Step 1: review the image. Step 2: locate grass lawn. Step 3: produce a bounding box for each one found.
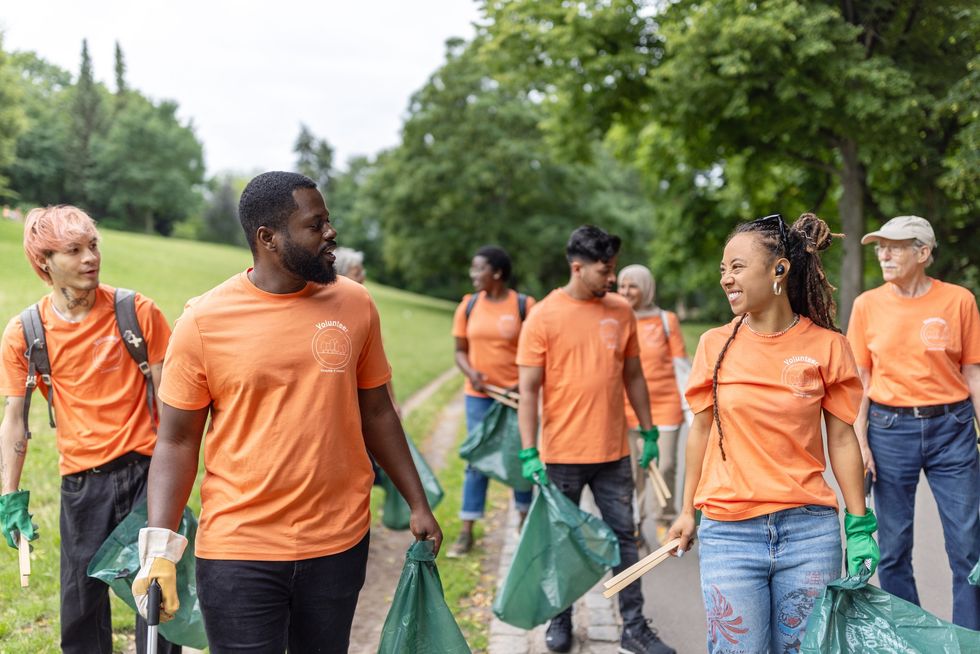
[0,219,456,653]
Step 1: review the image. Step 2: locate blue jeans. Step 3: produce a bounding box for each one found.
[460,394,533,520]
[698,506,842,654]
[548,457,646,629]
[868,399,980,629]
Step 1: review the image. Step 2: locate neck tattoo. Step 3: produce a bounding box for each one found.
[745,313,800,338]
[60,287,92,311]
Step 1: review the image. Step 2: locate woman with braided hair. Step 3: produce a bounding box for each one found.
[666,213,879,653]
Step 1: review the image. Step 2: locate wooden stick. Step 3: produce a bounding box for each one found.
[18,533,30,588]
[484,384,520,402]
[485,390,519,410]
[602,537,681,598]
[648,468,668,508]
[650,464,672,500]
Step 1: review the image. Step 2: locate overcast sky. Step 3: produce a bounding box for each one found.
[1,1,482,175]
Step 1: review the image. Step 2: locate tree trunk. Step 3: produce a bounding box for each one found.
[837,139,865,331]
[145,212,154,234]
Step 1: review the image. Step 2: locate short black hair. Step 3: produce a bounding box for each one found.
[474,245,512,281]
[566,225,621,264]
[239,171,317,252]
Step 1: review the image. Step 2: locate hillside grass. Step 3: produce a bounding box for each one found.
[0,219,456,653]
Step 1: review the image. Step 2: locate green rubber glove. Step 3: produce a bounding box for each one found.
[0,490,39,550]
[844,508,880,576]
[639,426,660,469]
[518,447,548,486]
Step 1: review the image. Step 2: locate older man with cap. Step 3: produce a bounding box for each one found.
[847,215,980,629]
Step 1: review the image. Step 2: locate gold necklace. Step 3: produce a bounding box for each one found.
[745,313,799,338]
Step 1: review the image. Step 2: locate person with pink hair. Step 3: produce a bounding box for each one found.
[0,205,179,653]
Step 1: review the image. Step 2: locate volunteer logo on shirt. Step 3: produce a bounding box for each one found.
[920,317,950,351]
[781,355,820,398]
[599,318,620,350]
[497,314,518,339]
[92,335,123,372]
[312,320,352,372]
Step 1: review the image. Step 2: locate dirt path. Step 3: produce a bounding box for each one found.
[347,379,466,653]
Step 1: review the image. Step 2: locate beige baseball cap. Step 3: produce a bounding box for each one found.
[861,215,936,248]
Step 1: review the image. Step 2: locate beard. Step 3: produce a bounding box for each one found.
[281,236,337,285]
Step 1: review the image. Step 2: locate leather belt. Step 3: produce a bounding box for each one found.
[69,451,150,476]
[871,399,970,419]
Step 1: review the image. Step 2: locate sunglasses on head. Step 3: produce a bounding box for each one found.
[752,213,789,251]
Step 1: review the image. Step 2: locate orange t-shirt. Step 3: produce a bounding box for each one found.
[624,311,686,428]
[516,289,639,464]
[452,290,536,397]
[847,280,980,406]
[0,285,171,475]
[685,316,863,521]
[159,272,392,561]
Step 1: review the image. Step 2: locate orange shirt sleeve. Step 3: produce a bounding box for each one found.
[0,317,27,397]
[516,309,547,368]
[135,294,172,365]
[685,331,715,414]
[821,333,863,424]
[356,297,393,389]
[961,292,980,365]
[667,312,687,359]
[845,296,871,369]
[451,295,471,339]
[158,307,212,410]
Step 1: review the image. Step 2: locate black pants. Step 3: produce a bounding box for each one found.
[195,532,370,654]
[60,454,181,654]
[548,456,646,628]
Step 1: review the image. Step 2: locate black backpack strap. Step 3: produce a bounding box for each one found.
[19,304,55,439]
[114,289,157,431]
[517,293,528,321]
[464,293,480,321]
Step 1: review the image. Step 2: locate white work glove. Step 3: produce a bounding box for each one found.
[131,527,188,622]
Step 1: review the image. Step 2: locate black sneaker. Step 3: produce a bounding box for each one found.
[445,531,473,558]
[545,612,573,653]
[619,621,675,654]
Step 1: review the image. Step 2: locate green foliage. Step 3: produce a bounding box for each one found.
[87,95,205,235]
[356,37,655,300]
[294,123,334,192]
[0,35,26,198]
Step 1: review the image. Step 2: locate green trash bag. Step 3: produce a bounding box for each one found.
[377,540,471,654]
[458,401,532,492]
[492,483,621,629]
[800,571,980,653]
[379,437,444,530]
[87,501,207,649]
[970,558,979,586]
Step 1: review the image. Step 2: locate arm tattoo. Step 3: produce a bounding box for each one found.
[13,438,27,458]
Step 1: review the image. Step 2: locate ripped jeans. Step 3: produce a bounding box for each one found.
[697,506,842,654]
[547,456,646,629]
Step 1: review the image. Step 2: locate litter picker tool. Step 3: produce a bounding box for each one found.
[146,579,161,654]
[18,532,30,587]
[484,384,519,410]
[603,537,681,598]
[864,470,873,504]
[648,468,668,509]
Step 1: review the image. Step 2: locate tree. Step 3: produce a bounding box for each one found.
[293,124,334,192]
[87,95,205,234]
[2,51,73,205]
[479,0,980,322]
[356,37,652,299]
[199,174,245,246]
[66,39,107,205]
[0,35,26,199]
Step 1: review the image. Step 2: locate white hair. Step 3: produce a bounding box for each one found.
[333,247,364,276]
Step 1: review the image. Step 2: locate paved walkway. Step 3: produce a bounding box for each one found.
[487,490,621,654]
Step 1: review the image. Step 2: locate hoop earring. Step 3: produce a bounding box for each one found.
[773,281,782,296]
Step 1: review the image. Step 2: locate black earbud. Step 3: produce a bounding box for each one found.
[775,263,785,276]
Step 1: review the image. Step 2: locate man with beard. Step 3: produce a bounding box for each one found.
[132,171,441,652]
[0,205,177,654]
[516,225,675,654]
